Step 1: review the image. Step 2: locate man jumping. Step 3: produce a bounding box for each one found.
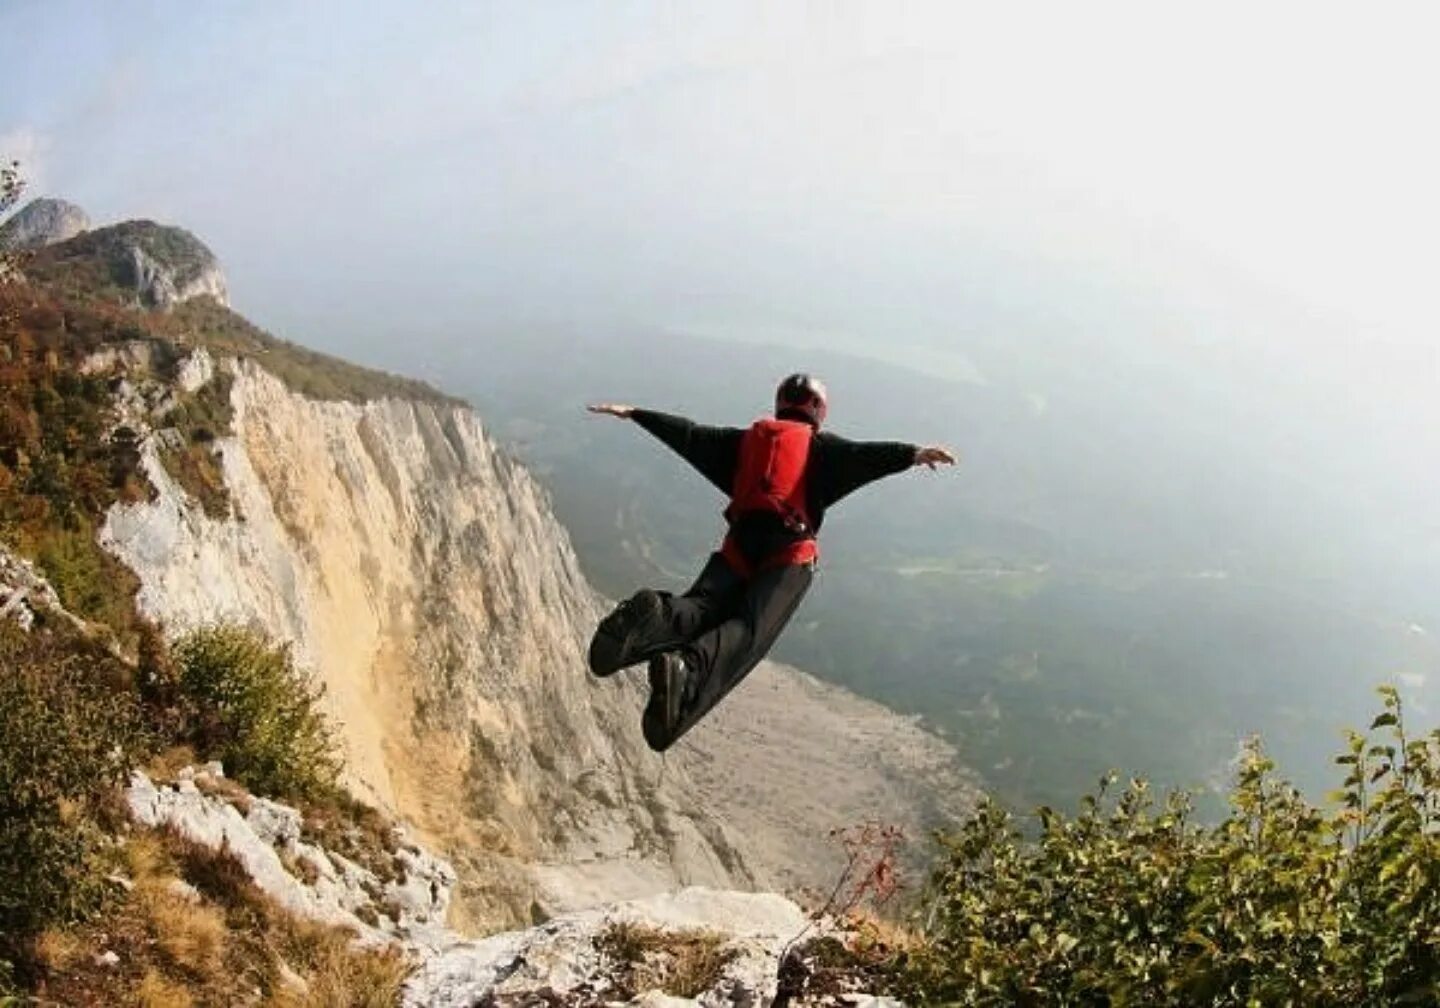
[587,373,956,752]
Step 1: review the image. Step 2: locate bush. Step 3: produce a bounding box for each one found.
[901,686,1440,1007]
[157,369,234,520]
[595,922,735,1000]
[0,620,146,942]
[173,625,341,802]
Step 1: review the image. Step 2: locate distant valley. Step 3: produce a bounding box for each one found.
[364,323,1440,814]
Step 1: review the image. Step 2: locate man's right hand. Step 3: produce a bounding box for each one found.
[587,403,636,418]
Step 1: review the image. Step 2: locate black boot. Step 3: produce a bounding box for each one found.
[588,590,664,676]
[642,651,692,752]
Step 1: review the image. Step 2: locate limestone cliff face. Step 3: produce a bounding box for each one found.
[94,335,981,935]
[0,197,90,250]
[28,216,229,308]
[102,358,750,931]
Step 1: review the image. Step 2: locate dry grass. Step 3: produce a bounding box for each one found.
[270,918,412,1008]
[24,826,413,1007]
[297,791,402,885]
[149,889,226,975]
[124,830,172,880]
[596,920,734,1000]
[135,968,195,1008]
[190,769,255,813]
[32,927,82,971]
[841,906,922,959]
[280,849,323,886]
[145,745,200,784]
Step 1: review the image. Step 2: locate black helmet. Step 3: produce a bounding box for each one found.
[775,373,828,427]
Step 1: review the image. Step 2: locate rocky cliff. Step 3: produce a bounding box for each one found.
[22,207,229,308]
[100,354,751,930]
[94,340,979,933]
[9,211,981,936]
[0,196,90,251]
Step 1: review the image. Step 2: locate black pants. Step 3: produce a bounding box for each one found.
[628,553,814,748]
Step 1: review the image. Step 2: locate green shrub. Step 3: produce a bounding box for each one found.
[157,369,235,520]
[0,620,146,942]
[173,624,341,801]
[901,685,1440,1007]
[31,518,142,634]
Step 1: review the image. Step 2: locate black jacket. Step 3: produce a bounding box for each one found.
[631,409,917,541]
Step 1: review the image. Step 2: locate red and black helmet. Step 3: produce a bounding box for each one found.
[775,372,828,428]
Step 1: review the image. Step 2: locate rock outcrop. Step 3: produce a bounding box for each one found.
[125,765,457,952]
[0,544,62,630]
[405,887,905,1007]
[99,221,230,308]
[0,197,90,250]
[112,222,228,308]
[30,219,229,308]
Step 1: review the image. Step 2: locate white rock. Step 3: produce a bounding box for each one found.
[0,198,89,251]
[124,770,456,951]
[176,348,216,393]
[0,545,61,630]
[276,960,309,994]
[404,887,811,1008]
[246,797,303,847]
[94,950,120,968]
[632,994,698,1007]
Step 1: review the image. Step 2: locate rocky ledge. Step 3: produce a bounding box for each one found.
[125,767,457,951]
[406,888,905,1007]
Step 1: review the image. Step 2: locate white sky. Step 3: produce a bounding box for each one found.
[4,2,1439,376]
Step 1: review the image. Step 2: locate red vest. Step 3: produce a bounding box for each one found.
[720,418,819,576]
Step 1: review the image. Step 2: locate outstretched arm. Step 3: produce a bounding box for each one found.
[587,403,741,495]
[817,434,958,507]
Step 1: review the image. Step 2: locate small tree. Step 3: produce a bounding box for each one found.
[0,621,145,942]
[1,160,25,289]
[173,624,341,802]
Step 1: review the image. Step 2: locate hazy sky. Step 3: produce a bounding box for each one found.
[4,2,1439,391]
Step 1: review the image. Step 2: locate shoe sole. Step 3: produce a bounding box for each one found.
[588,590,662,677]
[642,656,683,752]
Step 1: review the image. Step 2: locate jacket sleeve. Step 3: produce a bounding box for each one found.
[815,433,917,507]
[630,409,743,495]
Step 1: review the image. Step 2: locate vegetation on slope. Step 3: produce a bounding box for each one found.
[0,214,468,642]
[155,366,236,520]
[893,686,1440,1006]
[0,282,150,641]
[0,160,23,278]
[13,827,409,1007]
[24,231,463,407]
[0,611,416,1005]
[167,295,464,407]
[0,618,147,939]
